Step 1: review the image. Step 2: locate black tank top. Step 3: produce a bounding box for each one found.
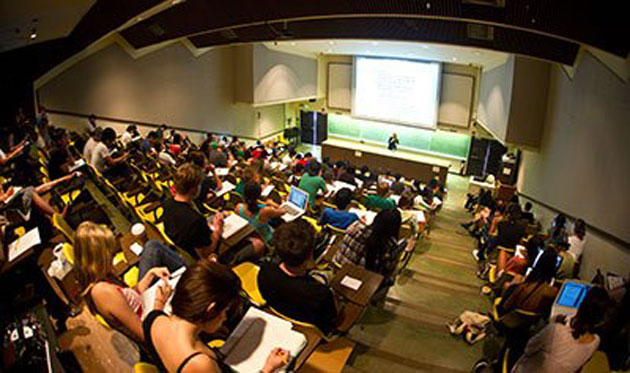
[142,310,233,373]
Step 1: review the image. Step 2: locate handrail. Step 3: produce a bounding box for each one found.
[46,109,285,141]
[517,191,629,250]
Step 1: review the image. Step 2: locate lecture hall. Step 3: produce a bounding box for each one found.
[0,1,628,372]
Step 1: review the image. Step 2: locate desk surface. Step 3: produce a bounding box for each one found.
[323,138,452,168]
[330,263,384,306]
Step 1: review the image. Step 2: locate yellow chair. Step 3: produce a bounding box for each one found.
[123,266,140,288]
[133,362,159,373]
[232,262,266,307]
[60,189,82,206]
[52,213,75,244]
[208,339,225,349]
[62,242,75,265]
[301,216,322,234]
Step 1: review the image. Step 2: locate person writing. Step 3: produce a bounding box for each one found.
[74,222,186,342]
[143,260,289,373]
[388,133,399,151]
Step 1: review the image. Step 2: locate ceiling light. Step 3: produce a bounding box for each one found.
[29,29,37,40]
[371,41,378,46]
[452,57,457,61]
[426,2,431,9]
[328,41,335,45]
[290,42,296,46]
[422,45,429,49]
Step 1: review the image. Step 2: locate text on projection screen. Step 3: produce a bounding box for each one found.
[353,56,441,128]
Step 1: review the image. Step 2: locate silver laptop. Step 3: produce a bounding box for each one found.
[281,186,309,222]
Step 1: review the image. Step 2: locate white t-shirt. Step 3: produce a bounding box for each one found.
[91,142,110,172]
[512,323,599,373]
[568,235,586,261]
[158,151,176,166]
[83,137,97,162]
[121,131,133,146]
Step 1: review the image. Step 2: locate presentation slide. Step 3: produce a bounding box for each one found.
[352,56,441,128]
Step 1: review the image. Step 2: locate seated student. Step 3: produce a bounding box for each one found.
[144,260,288,373]
[163,163,224,259]
[547,213,568,247]
[236,182,285,246]
[156,141,177,166]
[74,222,186,342]
[169,133,183,158]
[333,209,402,279]
[397,192,419,237]
[189,151,222,209]
[281,147,296,166]
[338,163,358,186]
[120,125,139,147]
[320,188,360,230]
[82,128,102,162]
[521,202,535,224]
[258,220,338,335]
[502,236,544,277]
[90,127,128,174]
[234,165,262,196]
[512,287,610,373]
[498,249,559,317]
[364,182,396,210]
[287,163,304,186]
[475,203,525,262]
[47,129,75,180]
[208,142,228,167]
[140,131,158,154]
[567,218,586,261]
[298,160,327,207]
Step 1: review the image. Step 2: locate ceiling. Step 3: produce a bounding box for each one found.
[0,0,96,53]
[264,39,509,70]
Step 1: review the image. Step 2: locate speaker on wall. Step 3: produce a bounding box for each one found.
[300,110,328,145]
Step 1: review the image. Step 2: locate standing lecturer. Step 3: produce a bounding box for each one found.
[388,133,399,151]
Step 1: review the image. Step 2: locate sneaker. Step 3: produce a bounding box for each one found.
[472,359,491,373]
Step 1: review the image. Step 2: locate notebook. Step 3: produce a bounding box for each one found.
[221,307,307,372]
[221,214,250,239]
[8,227,41,262]
[349,208,377,225]
[141,266,186,319]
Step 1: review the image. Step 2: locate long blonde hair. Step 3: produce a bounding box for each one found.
[74,221,116,294]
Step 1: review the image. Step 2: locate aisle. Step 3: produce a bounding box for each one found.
[344,175,489,372]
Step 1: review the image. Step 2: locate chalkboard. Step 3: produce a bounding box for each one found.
[328,114,471,159]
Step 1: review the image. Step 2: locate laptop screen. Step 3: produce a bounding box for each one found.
[288,187,308,209]
[556,282,591,308]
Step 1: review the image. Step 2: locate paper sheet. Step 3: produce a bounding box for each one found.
[261,185,275,198]
[130,242,144,256]
[141,266,186,319]
[69,159,86,172]
[221,307,307,373]
[215,181,236,197]
[341,275,363,291]
[8,228,41,262]
[214,168,230,176]
[349,208,377,225]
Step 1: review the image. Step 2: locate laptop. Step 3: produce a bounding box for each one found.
[550,281,592,321]
[280,186,309,222]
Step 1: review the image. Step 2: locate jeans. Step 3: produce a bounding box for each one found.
[138,239,187,280]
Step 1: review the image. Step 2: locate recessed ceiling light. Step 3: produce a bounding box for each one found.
[422,45,429,49]
[328,41,335,45]
[29,29,37,39]
[426,2,431,9]
[371,41,378,46]
[452,57,457,61]
[291,42,296,46]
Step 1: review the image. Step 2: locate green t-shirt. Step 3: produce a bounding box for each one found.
[298,174,326,206]
[364,195,396,210]
[234,181,245,196]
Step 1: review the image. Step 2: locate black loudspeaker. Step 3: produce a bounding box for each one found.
[300,110,328,145]
[465,137,507,178]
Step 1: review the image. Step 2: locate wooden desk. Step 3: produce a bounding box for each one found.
[330,263,384,306]
[292,324,323,371]
[217,224,256,257]
[322,138,450,184]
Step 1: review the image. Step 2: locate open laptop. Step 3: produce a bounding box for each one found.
[280,186,309,222]
[550,281,591,321]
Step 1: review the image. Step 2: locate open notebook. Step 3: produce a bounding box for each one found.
[221,307,307,372]
[8,227,41,262]
[221,214,249,240]
[349,208,377,225]
[141,266,186,319]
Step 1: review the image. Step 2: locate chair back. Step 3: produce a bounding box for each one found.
[52,213,75,244]
[231,262,266,307]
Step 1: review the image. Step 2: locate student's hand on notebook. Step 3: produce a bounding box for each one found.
[154,282,173,310]
[262,348,290,373]
[212,213,225,232]
[150,267,171,281]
